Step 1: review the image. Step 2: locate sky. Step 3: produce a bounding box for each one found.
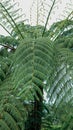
[0,0,73,36]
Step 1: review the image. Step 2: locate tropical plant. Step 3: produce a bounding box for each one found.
[0,0,73,130]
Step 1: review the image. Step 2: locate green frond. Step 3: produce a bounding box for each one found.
[12,37,53,99]
[0,97,27,130]
[4,103,23,122]
[3,112,19,130]
[0,49,12,85]
[61,114,73,130]
[0,119,10,130]
[47,17,73,40]
[0,51,26,130]
[42,0,56,36]
[0,0,25,38]
[47,44,73,106]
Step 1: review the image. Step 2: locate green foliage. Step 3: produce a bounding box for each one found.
[0,99,26,130]
[12,37,53,100]
[11,23,45,39]
[0,0,25,38]
[0,0,73,130]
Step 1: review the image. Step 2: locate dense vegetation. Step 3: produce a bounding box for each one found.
[0,0,73,130]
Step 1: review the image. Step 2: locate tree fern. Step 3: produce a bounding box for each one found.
[0,0,73,130]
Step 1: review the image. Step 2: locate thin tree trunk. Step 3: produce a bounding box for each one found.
[25,87,43,130]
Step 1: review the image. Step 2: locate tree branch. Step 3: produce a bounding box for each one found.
[0,43,16,51]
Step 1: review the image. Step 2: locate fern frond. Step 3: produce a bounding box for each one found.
[0,96,26,130]
[48,47,73,105]
[42,0,56,36]
[12,37,53,99]
[46,13,73,40]
[61,113,73,130]
[3,112,19,130]
[4,103,23,122]
[0,119,10,130]
[30,0,46,26]
[0,0,25,39]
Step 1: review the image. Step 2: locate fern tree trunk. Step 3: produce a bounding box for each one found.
[25,87,43,130]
